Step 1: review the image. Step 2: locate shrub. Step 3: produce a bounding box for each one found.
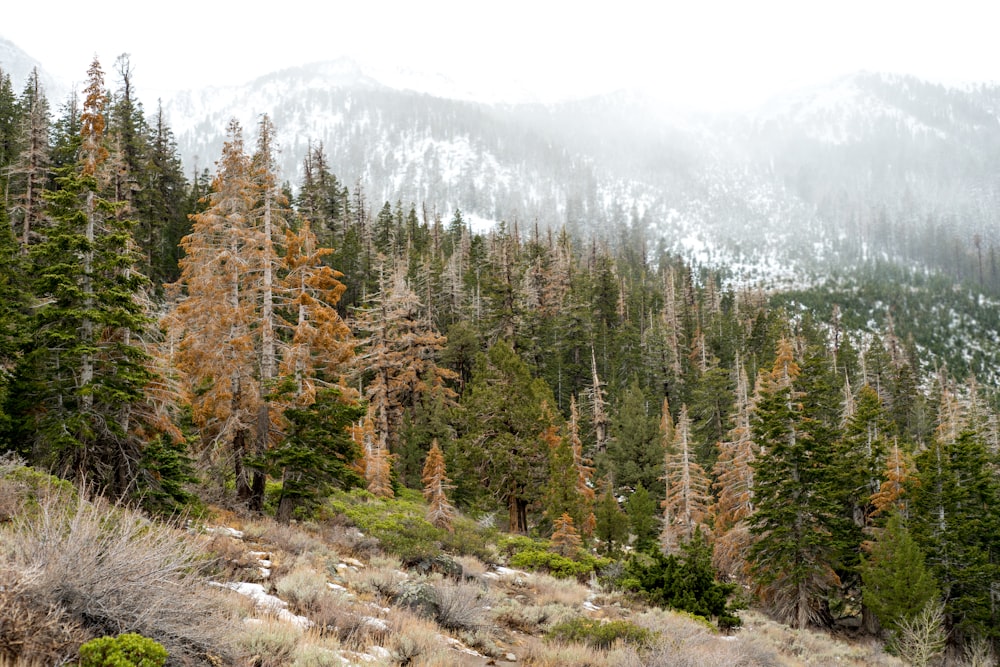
[237,620,299,667]
[290,639,344,667]
[620,536,742,630]
[386,611,445,665]
[433,581,486,631]
[0,456,76,519]
[0,568,87,663]
[891,601,947,667]
[547,617,655,650]
[491,599,577,634]
[78,633,168,667]
[325,489,444,564]
[508,547,610,580]
[274,567,330,613]
[4,492,239,664]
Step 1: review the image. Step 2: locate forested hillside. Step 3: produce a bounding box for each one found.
[1,55,998,665]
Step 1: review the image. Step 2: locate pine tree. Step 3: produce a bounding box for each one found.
[605,376,661,496]
[712,364,757,580]
[860,511,939,638]
[594,476,628,554]
[141,102,190,286]
[20,57,155,495]
[169,118,258,502]
[910,429,1000,643]
[870,441,915,520]
[551,513,583,557]
[0,210,29,439]
[277,218,353,399]
[6,68,49,250]
[626,483,658,551]
[269,388,363,522]
[748,339,843,629]
[543,414,581,533]
[661,404,712,552]
[359,408,393,498]
[833,383,891,588]
[568,395,596,535]
[422,439,456,530]
[353,261,457,467]
[245,114,290,510]
[456,340,553,533]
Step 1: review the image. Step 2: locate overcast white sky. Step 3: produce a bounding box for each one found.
[3,0,999,110]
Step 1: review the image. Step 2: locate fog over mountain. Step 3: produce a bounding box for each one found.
[4,36,999,285]
[159,58,1000,285]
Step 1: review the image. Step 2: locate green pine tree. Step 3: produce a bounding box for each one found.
[860,511,939,638]
[605,376,662,497]
[268,388,364,522]
[910,429,1000,643]
[748,340,844,629]
[19,58,155,496]
[626,483,658,551]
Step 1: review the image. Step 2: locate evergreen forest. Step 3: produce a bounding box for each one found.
[1,57,998,664]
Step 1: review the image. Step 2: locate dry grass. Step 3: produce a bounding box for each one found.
[0,658,61,667]
[491,597,580,634]
[385,610,450,665]
[453,554,490,581]
[528,571,591,607]
[433,580,489,631]
[309,595,391,651]
[200,531,262,579]
[290,636,345,667]
[318,523,381,559]
[343,559,407,603]
[2,492,240,665]
[0,568,88,664]
[275,565,332,613]
[520,636,617,667]
[738,610,905,667]
[238,618,302,667]
[244,520,332,558]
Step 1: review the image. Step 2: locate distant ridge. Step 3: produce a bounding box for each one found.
[0,36,65,99]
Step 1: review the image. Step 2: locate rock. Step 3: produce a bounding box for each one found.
[397,581,439,618]
[412,554,463,579]
[505,652,517,662]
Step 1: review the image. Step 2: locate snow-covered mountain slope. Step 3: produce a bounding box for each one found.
[0,37,65,99]
[0,46,963,283]
[164,65,1000,284]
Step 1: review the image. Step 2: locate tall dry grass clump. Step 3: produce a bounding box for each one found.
[1,491,240,665]
[0,568,87,664]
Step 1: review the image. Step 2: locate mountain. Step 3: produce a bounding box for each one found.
[163,62,1000,286]
[0,37,64,99]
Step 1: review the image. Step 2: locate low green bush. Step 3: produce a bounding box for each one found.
[508,547,610,580]
[546,617,654,649]
[325,489,442,564]
[324,488,500,566]
[79,633,168,667]
[619,534,742,630]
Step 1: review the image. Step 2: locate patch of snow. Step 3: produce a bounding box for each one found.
[215,582,312,629]
[443,636,483,657]
[362,616,390,632]
[206,526,244,539]
[367,646,392,660]
[494,566,529,578]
